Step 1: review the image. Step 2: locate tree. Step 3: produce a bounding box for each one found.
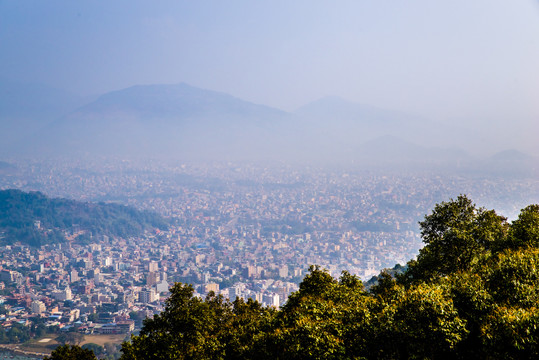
[120,283,272,360]
[509,204,539,249]
[480,306,539,359]
[43,344,97,360]
[485,248,539,308]
[221,297,275,359]
[402,195,507,283]
[56,332,84,345]
[265,267,372,360]
[371,282,468,359]
[81,343,104,357]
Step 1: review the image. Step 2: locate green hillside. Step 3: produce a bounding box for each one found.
[0,189,169,246]
[118,195,539,360]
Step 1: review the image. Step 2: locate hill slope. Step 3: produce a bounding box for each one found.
[0,189,169,246]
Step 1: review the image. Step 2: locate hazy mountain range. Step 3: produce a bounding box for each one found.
[1,79,538,173]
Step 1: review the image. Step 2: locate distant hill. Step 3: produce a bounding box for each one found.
[488,149,536,162]
[25,83,295,161]
[78,83,286,120]
[295,96,413,128]
[469,149,539,177]
[294,96,468,149]
[4,81,493,167]
[0,189,170,246]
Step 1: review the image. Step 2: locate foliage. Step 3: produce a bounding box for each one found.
[509,204,539,249]
[372,282,467,359]
[81,343,104,356]
[43,344,97,360]
[0,189,169,246]
[120,283,273,360]
[264,267,370,360]
[56,332,84,345]
[0,322,31,344]
[117,196,539,359]
[402,195,508,283]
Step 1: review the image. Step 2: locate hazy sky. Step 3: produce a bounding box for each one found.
[2,0,539,125]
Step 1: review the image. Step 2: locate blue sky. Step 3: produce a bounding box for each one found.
[1,0,539,128]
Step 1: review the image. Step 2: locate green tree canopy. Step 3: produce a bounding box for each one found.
[120,283,273,360]
[402,195,508,283]
[43,344,97,360]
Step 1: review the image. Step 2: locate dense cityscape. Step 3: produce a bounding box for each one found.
[1,159,539,358]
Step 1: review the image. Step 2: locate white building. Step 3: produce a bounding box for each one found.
[263,293,280,308]
[30,300,46,314]
[156,280,170,294]
[52,287,72,301]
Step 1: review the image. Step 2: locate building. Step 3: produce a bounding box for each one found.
[205,283,219,294]
[98,320,135,334]
[146,272,159,287]
[148,260,159,272]
[0,270,16,283]
[139,288,158,303]
[70,270,79,283]
[52,287,72,301]
[156,280,170,294]
[116,320,135,333]
[104,257,112,267]
[279,265,288,278]
[263,293,280,308]
[30,300,46,314]
[228,287,239,301]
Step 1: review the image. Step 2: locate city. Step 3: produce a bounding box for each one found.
[2,159,539,357]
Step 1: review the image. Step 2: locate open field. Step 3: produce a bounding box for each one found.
[14,338,59,356]
[81,333,127,346]
[15,333,127,356]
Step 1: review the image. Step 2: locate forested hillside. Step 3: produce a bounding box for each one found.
[117,195,539,360]
[0,189,169,246]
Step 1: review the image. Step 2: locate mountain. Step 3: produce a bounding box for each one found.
[0,79,85,151]
[489,149,536,162]
[466,149,539,177]
[24,83,295,161]
[77,83,286,120]
[291,96,474,166]
[295,96,447,145]
[295,96,417,127]
[293,96,481,163]
[8,83,477,166]
[0,189,170,247]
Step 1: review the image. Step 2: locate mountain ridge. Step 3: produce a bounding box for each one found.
[5,81,531,168]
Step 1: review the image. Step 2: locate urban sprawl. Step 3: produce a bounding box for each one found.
[1,160,538,337]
